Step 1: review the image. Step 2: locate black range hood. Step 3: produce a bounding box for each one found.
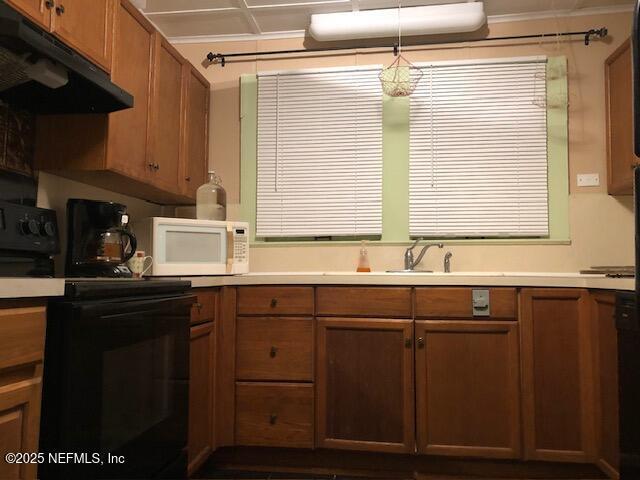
[0,1,133,114]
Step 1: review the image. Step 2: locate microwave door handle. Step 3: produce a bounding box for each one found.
[226,227,234,273]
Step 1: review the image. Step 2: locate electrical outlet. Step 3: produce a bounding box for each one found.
[577,173,600,187]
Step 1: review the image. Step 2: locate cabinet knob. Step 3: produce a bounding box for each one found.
[270,298,278,308]
[185,176,191,181]
[154,163,160,170]
[269,346,277,358]
[55,4,65,14]
[194,302,203,311]
[148,162,154,169]
[269,414,278,425]
[417,337,425,349]
[45,0,55,9]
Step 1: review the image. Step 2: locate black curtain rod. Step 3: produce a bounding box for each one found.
[206,27,607,66]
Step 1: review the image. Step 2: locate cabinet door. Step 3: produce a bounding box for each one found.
[0,379,42,480]
[606,38,640,195]
[181,66,209,199]
[415,321,521,459]
[591,292,619,478]
[188,322,214,476]
[5,0,50,29]
[49,0,115,72]
[521,289,597,462]
[316,317,414,453]
[149,34,183,193]
[107,0,154,182]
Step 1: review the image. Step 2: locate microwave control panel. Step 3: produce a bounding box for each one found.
[233,226,248,263]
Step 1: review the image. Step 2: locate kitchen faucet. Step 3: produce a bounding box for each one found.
[404,239,443,271]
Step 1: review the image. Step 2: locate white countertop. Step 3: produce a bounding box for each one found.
[185,271,635,291]
[0,272,633,300]
[0,278,66,299]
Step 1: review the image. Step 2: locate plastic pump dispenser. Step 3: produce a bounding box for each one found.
[357,240,371,272]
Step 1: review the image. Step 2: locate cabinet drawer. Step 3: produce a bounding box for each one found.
[0,306,46,371]
[237,287,314,315]
[236,317,313,381]
[191,289,217,324]
[415,288,517,319]
[316,287,412,318]
[235,382,314,448]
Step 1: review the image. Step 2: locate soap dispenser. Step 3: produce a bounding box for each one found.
[357,240,371,272]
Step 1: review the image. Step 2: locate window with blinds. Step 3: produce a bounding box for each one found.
[256,66,383,238]
[409,57,549,238]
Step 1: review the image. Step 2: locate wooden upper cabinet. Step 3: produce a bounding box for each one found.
[591,292,619,478]
[49,0,115,72]
[149,34,183,192]
[107,0,154,182]
[415,320,521,459]
[520,289,597,463]
[182,65,210,198]
[5,0,50,29]
[606,38,640,195]
[316,317,414,453]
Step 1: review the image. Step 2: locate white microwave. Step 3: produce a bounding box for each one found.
[133,217,249,276]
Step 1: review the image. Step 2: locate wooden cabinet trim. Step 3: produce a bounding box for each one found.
[316,317,415,453]
[415,320,521,459]
[520,288,597,463]
[215,287,236,447]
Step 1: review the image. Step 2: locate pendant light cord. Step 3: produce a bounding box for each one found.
[397,0,402,55]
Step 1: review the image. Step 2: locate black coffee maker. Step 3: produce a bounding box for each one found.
[65,199,137,278]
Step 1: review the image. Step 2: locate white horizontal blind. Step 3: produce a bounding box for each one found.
[410,58,549,238]
[256,67,383,238]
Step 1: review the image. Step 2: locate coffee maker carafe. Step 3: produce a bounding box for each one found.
[65,199,137,278]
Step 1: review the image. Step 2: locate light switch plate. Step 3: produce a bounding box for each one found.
[577,173,600,187]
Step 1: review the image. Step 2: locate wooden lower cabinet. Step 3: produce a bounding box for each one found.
[520,289,597,463]
[315,317,414,453]
[235,382,314,448]
[415,320,521,459]
[591,292,619,478]
[0,303,46,480]
[188,321,215,475]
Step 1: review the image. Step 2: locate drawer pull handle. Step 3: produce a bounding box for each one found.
[417,337,425,349]
[55,4,65,15]
[269,346,277,358]
[194,302,203,311]
[269,414,278,425]
[45,0,55,9]
[404,338,412,348]
[270,298,278,308]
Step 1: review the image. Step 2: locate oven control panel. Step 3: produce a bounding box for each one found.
[0,201,60,254]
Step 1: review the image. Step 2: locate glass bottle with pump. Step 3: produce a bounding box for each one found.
[196,171,227,221]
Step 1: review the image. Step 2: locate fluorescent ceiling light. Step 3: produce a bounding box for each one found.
[309,2,486,42]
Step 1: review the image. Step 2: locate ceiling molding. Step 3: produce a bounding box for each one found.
[158,3,634,45]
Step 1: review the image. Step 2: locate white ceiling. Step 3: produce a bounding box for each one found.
[138,0,634,42]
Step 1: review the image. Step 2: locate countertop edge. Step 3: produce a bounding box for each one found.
[0,278,66,299]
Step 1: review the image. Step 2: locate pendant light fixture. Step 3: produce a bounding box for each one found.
[379,0,423,97]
